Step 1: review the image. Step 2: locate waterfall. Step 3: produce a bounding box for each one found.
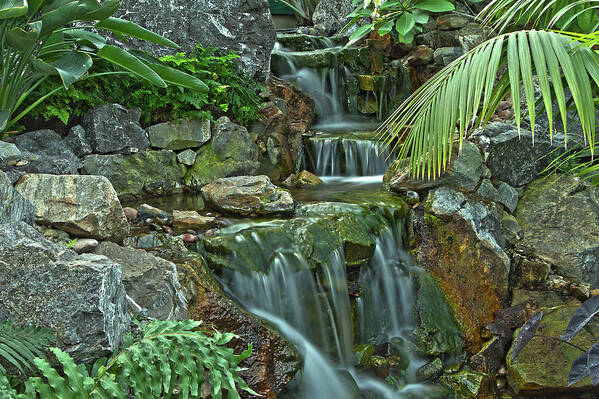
[304,136,394,178]
[219,211,434,399]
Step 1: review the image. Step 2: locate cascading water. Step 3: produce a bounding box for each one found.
[304,135,394,178]
[218,209,437,399]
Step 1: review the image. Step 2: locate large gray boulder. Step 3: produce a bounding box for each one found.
[515,175,599,288]
[82,150,186,199]
[115,0,276,82]
[0,171,34,225]
[94,241,188,321]
[0,222,130,363]
[146,118,211,150]
[14,130,82,174]
[312,0,355,36]
[82,104,150,154]
[15,174,129,242]
[202,175,295,215]
[472,122,561,187]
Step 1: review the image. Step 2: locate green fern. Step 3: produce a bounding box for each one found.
[0,322,54,375]
[0,320,257,399]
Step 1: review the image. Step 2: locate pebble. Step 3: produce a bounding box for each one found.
[181,233,197,243]
[122,207,138,221]
[71,238,99,254]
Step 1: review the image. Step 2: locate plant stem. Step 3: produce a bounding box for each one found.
[535,334,587,352]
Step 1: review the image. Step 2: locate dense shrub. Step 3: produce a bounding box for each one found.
[21,45,263,129]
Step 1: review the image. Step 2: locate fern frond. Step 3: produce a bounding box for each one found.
[17,320,257,399]
[379,30,598,180]
[0,322,54,375]
[478,0,599,34]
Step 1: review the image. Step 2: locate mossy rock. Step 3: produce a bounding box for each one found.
[82,150,186,200]
[507,304,599,395]
[413,268,464,357]
[184,142,261,189]
[412,210,506,354]
[441,369,494,399]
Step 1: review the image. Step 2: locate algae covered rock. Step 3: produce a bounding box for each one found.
[507,304,599,395]
[201,175,294,216]
[412,207,509,354]
[515,175,599,288]
[441,369,494,399]
[413,269,464,357]
[185,117,262,189]
[83,150,185,199]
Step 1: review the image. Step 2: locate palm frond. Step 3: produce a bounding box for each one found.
[478,0,599,34]
[378,30,598,180]
[0,322,54,376]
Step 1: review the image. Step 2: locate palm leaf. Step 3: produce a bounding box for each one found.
[478,0,599,34]
[0,322,54,375]
[379,30,598,179]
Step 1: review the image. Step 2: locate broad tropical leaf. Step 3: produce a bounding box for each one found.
[563,295,599,341]
[510,311,543,362]
[570,351,590,386]
[379,30,598,179]
[0,0,27,19]
[96,45,167,87]
[588,342,599,385]
[95,17,180,48]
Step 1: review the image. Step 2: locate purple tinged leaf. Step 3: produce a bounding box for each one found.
[511,311,543,362]
[562,295,599,342]
[588,343,599,386]
[569,351,589,386]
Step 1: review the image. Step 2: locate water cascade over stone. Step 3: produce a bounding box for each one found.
[304,134,394,179]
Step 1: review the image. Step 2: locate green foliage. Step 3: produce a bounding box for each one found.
[343,0,479,45]
[0,0,206,138]
[0,320,256,398]
[379,0,599,181]
[280,0,319,24]
[23,45,263,128]
[0,323,54,376]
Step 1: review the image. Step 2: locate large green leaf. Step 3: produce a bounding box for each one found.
[95,17,180,49]
[0,111,10,133]
[0,0,27,19]
[347,24,373,46]
[145,63,209,92]
[80,0,120,20]
[395,12,415,36]
[62,28,107,49]
[97,45,167,87]
[414,0,454,13]
[52,51,93,88]
[39,1,86,37]
[5,23,40,51]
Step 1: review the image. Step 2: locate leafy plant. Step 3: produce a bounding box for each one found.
[0,322,54,375]
[343,0,475,45]
[0,320,257,398]
[280,0,319,25]
[65,238,78,248]
[0,0,207,138]
[512,295,599,386]
[22,45,263,128]
[377,0,599,181]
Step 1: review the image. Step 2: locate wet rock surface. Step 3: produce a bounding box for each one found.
[83,150,185,199]
[146,118,211,150]
[201,175,295,216]
[515,175,599,288]
[15,174,129,242]
[0,222,130,363]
